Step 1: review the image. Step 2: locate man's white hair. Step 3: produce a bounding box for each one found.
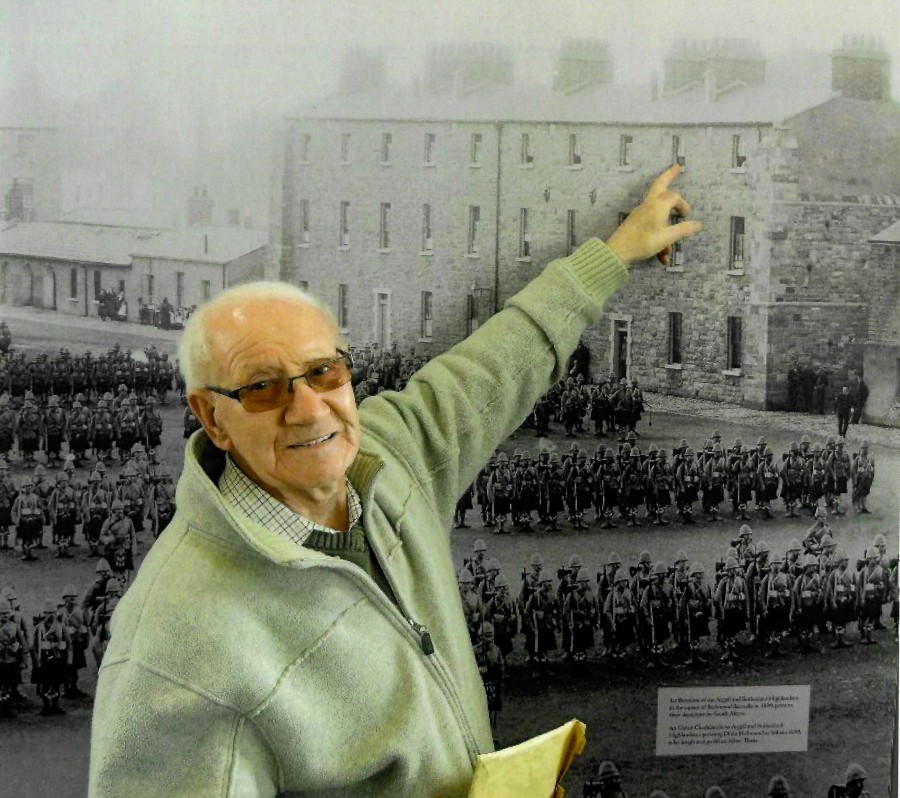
[177,280,340,392]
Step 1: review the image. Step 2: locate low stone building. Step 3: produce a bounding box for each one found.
[0,221,266,321]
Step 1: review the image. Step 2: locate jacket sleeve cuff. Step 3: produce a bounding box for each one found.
[561,238,629,303]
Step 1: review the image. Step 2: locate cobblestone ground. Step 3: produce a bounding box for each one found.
[644,390,900,450]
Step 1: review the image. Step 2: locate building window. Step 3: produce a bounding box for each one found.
[337,283,349,329]
[118,279,126,294]
[200,280,211,302]
[518,208,531,258]
[421,291,433,338]
[298,280,309,290]
[176,272,184,307]
[421,204,433,252]
[379,202,390,249]
[727,316,743,370]
[730,216,745,267]
[340,133,351,163]
[339,201,350,247]
[568,133,582,166]
[521,133,533,164]
[470,132,483,165]
[147,274,155,304]
[424,133,436,164]
[380,133,392,164]
[670,211,685,267]
[618,211,629,226]
[619,134,633,167]
[69,268,78,300]
[566,210,577,255]
[467,205,480,254]
[93,270,101,300]
[731,134,746,168]
[672,134,685,167]
[299,133,311,162]
[299,199,310,244]
[668,312,683,364]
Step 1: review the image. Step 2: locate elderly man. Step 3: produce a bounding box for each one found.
[89,165,699,797]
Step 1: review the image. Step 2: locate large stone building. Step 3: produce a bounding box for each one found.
[277,37,899,416]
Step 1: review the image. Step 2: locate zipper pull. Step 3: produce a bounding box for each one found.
[408,618,435,655]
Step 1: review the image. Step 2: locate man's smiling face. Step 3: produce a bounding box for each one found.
[196,297,360,510]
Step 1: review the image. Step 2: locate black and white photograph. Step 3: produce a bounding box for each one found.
[0,1,898,796]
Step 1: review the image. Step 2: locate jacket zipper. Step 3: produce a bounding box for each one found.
[304,558,481,765]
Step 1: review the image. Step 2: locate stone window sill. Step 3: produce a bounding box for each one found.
[665,266,685,273]
[617,165,634,173]
[340,161,352,167]
[566,164,583,171]
[665,363,683,371]
[516,256,532,263]
[519,162,534,169]
[297,242,310,249]
[420,250,433,257]
[379,162,392,167]
[730,166,747,174]
[468,163,482,169]
[422,162,436,168]
[726,268,745,276]
[338,245,350,251]
[377,248,391,254]
[418,337,433,344]
[465,253,481,259]
[722,368,743,377]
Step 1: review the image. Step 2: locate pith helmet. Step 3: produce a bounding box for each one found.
[767,774,791,796]
[845,763,867,785]
[597,760,620,781]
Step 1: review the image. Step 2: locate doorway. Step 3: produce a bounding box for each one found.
[612,317,632,381]
[374,291,391,349]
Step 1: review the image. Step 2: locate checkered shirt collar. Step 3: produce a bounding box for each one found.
[218,454,362,546]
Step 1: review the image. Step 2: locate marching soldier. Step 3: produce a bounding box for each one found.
[598,450,621,528]
[32,599,72,715]
[565,454,593,529]
[518,553,543,661]
[583,760,627,798]
[484,574,517,660]
[715,557,749,663]
[850,441,875,514]
[92,398,116,463]
[524,576,559,672]
[91,580,122,670]
[640,562,672,668]
[118,464,148,544]
[756,446,780,519]
[143,396,164,453]
[513,454,539,530]
[83,471,112,556]
[0,458,14,549]
[149,466,176,538]
[475,458,495,528]
[563,567,597,662]
[780,442,804,517]
[805,444,827,515]
[649,450,673,525]
[792,554,824,653]
[67,399,92,463]
[49,472,81,558]
[758,556,791,657]
[0,395,16,462]
[675,447,701,523]
[0,597,27,717]
[99,498,137,586]
[603,569,637,661]
[60,586,90,698]
[457,568,483,644]
[542,454,566,531]
[620,449,644,527]
[703,443,727,521]
[858,548,885,645]
[11,476,43,560]
[488,453,515,534]
[683,564,714,666]
[766,775,792,798]
[44,395,68,467]
[15,394,43,467]
[826,547,858,648]
[472,622,504,737]
[83,559,114,631]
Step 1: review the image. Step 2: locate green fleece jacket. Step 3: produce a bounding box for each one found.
[88,239,627,797]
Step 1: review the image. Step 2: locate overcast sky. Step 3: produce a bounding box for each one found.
[2,0,898,221]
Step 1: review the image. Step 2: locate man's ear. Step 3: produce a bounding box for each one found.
[188,392,233,452]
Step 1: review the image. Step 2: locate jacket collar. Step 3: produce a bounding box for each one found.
[178,431,385,567]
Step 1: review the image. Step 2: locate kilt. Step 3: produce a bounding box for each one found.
[833,475,848,494]
[93,431,113,452]
[795,602,821,631]
[0,429,12,453]
[686,611,710,639]
[146,429,162,449]
[706,483,724,505]
[46,431,63,455]
[19,432,39,454]
[536,626,557,653]
[654,488,671,507]
[611,617,636,648]
[547,491,565,515]
[680,484,699,503]
[483,679,502,713]
[861,595,882,624]
[832,597,856,626]
[853,474,873,500]
[572,623,595,651]
[720,606,746,637]
[766,603,791,634]
[736,482,753,504]
[761,479,779,502]
[492,494,511,516]
[17,517,43,545]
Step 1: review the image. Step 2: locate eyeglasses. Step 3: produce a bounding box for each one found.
[205,349,354,413]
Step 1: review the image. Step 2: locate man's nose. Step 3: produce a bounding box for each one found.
[283,379,330,423]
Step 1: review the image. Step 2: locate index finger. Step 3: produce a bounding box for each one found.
[647,163,683,199]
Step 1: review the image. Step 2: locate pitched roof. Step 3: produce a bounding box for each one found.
[0,222,163,266]
[0,222,267,266]
[129,227,267,264]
